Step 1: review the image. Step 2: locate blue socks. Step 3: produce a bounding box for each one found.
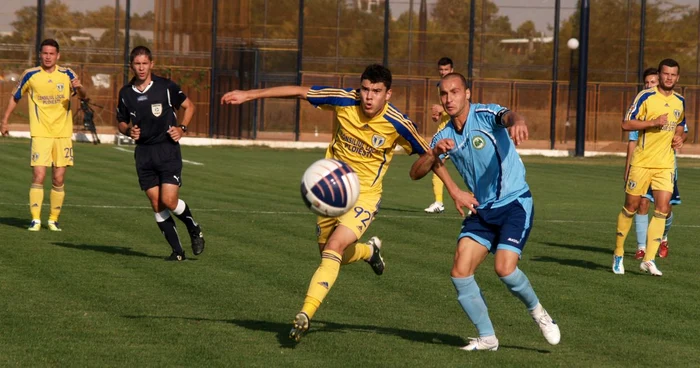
[452,276,495,337]
[634,213,648,248]
[499,268,539,311]
[664,212,673,238]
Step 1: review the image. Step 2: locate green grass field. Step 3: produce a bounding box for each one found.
[1,138,699,367]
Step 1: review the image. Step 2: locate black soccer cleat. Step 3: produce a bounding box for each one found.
[366,236,385,275]
[166,251,187,261]
[189,226,205,256]
[289,312,310,342]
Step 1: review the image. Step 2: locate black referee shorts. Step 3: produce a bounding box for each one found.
[134,142,183,190]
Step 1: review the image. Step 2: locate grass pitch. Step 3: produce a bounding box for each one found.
[1,139,699,367]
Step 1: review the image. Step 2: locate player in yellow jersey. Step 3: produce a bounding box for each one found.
[1,39,86,231]
[613,59,686,277]
[424,57,454,213]
[221,64,432,342]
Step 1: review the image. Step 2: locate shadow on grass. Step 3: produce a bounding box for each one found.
[52,242,166,260]
[540,242,611,255]
[0,217,30,229]
[530,255,608,270]
[123,315,465,349]
[377,206,424,214]
[122,315,551,353]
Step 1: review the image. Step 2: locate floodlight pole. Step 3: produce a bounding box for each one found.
[467,0,476,83]
[383,0,390,67]
[294,0,305,141]
[549,0,561,150]
[574,0,590,157]
[638,0,646,88]
[123,0,131,86]
[35,0,45,66]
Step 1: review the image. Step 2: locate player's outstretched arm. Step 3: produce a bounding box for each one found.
[433,163,479,216]
[622,114,667,131]
[221,86,310,105]
[1,97,19,136]
[502,111,528,145]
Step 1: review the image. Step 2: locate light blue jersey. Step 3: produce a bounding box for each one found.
[431,103,529,209]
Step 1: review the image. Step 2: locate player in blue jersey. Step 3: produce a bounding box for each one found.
[410,72,560,351]
[624,67,684,260]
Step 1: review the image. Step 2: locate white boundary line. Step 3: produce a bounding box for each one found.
[113,146,204,165]
[1,202,699,228]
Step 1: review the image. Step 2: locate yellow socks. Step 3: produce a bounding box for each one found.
[643,211,668,262]
[29,184,44,221]
[301,250,342,319]
[49,185,65,222]
[614,207,636,257]
[432,173,444,203]
[341,242,372,265]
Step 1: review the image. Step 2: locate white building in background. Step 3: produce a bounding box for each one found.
[345,0,381,12]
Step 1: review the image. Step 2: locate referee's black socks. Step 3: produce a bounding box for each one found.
[173,199,199,232]
[155,210,184,254]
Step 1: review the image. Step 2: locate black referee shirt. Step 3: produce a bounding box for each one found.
[116,74,187,145]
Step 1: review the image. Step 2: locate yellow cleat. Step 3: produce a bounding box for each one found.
[47,221,62,232]
[289,312,310,342]
[28,220,41,231]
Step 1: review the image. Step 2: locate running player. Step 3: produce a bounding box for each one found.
[221,64,432,342]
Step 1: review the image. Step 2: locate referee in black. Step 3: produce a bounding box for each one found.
[117,46,205,261]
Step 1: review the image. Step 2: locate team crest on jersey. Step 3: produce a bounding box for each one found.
[628,180,637,190]
[371,134,386,148]
[151,103,163,117]
[56,83,64,93]
[674,109,681,120]
[472,136,486,150]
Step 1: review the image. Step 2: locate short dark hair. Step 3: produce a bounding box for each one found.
[437,57,453,68]
[40,39,59,52]
[360,64,392,90]
[642,68,658,79]
[658,58,680,73]
[129,46,153,63]
[442,72,470,89]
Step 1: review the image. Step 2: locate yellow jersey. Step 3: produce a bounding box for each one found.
[625,86,685,169]
[307,86,430,195]
[12,65,77,138]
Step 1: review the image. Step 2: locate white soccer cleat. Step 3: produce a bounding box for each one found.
[424,201,445,214]
[612,255,625,275]
[640,260,662,276]
[460,336,499,351]
[531,304,561,345]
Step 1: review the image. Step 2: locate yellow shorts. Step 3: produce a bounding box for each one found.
[316,193,381,244]
[30,137,74,167]
[626,166,674,195]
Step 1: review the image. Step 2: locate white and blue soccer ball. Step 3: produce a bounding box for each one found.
[300,159,360,217]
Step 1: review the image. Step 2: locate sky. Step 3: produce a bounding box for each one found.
[2,0,698,35]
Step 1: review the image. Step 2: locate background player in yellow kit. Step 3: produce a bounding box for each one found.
[425,57,454,213]
[1,39,86,231]
[221,64,431,342]
[613,59,686,277]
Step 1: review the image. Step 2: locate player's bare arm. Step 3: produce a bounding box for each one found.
[410,138,454,180]
[71,77,87,99]
[502,111,528,145]
[168,98,195,142]
[433,160,479,216]
[221,86,310,105]
[624,140,637,182]
[118,121,140,140]
[431,103,444,122]
[672,125,685,149]
[1,97,19,136]
[621,114,667,131]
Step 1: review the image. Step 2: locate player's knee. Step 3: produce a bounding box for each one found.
[451,263,475,278]
[638,199,650,214]
[494,263,516,278]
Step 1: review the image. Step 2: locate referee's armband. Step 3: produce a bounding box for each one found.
[495,108,511,126]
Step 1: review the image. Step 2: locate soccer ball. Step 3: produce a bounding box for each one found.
[300,159,360,217]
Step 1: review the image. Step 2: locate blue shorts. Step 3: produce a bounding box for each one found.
[458,191,534,256]
[643,179,681,205]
